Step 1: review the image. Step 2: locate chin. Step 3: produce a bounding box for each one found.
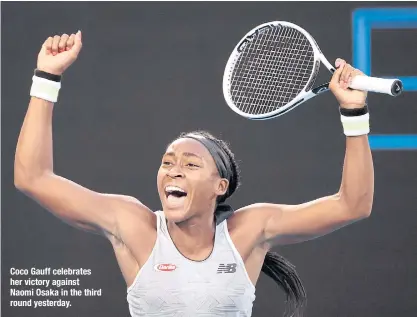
[163,207,191,223]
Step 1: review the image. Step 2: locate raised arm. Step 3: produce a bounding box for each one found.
[14,32,154,238]
[240,59,374,246]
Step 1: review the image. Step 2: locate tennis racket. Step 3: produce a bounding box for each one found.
[222,21,403,120]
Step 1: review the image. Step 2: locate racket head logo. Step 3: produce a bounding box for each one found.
[237,38,250,53]
[154,263,177,272]
[237,24,276,53]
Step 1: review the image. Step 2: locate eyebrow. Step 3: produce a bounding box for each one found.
[164,152,203,160]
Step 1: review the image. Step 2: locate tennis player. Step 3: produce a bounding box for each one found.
[15,32,374,317]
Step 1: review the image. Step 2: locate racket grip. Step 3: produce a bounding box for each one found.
[349,76,403,96]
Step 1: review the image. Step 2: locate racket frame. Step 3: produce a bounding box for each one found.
[223,21,402,120]
[223,21,331,120]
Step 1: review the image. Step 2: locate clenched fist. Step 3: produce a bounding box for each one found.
[329,58,367,109]
[37,31,83,76]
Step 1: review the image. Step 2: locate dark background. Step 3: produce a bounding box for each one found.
[2,2,416,317]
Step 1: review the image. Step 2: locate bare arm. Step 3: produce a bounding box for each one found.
[14,32,154,238]
[241,59,374,246]
[245,135,373,245]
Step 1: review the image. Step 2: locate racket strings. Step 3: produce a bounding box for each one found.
[259,28,304,112]
[230,25,315,115]
[275,30,312,105]
[232,27,312,112]
[233,27,288,114]
[238,28,312,113]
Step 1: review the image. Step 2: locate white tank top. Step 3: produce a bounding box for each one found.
[126,210,256,316]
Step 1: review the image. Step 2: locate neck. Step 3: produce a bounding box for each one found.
[167,211,216,261]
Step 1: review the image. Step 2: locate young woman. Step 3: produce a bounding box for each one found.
[15,32,374,317]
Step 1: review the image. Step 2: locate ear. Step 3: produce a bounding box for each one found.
[215,178,229,197]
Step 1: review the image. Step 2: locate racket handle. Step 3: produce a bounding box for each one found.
[349,76,403,96]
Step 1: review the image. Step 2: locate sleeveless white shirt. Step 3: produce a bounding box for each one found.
[126,210,256,316]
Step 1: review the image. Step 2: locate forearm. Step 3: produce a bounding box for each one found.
[15,97,55,186]
[338,135,374,216]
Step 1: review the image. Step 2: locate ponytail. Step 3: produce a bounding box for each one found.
[262,251,307,317]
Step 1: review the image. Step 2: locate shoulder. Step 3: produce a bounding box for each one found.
[225,204,282,256]
[227,203,283,237]
[108,195,157,239]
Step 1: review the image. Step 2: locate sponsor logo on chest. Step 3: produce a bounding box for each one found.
[154,263,177,272]
[217,263,237,274]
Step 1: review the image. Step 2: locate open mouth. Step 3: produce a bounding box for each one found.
[164,185,188,199]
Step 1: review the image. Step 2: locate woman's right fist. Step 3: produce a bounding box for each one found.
[37,31,83,76]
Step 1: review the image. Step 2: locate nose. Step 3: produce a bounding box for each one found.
[167,166,184,179]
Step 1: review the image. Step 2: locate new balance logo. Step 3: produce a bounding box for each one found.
[217,263,237,274]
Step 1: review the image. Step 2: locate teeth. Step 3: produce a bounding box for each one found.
[165,186,186,193]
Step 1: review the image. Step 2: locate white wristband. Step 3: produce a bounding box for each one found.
[341,113,370,137]
[30,76,61,103]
